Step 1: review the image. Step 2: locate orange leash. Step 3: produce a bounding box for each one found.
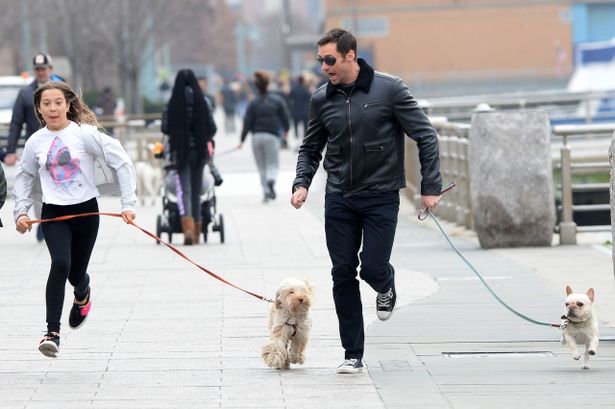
[27,213,274,303]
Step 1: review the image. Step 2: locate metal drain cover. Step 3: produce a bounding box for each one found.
[442,351,554,358]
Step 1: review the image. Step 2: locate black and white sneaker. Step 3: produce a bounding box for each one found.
[336,358,365,374]
[376,282,397,321]
[38,332,60,358]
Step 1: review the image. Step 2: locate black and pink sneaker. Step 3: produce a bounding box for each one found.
[69,289,91,329]
[38,332,60,358]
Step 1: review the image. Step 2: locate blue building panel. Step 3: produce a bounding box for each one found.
[572,3,615,44]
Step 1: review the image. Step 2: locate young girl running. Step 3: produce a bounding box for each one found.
[13,82,137,358]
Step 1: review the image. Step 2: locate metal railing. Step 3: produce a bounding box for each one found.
[406,118,614,245]
[405,120,472,229]
[553,124,615,244]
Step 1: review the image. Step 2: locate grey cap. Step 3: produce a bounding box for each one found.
[32,53,53,68]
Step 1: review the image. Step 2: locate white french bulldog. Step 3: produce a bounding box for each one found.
[560,286,599,369]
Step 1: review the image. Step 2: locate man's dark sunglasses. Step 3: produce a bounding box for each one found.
[316,55,337,66]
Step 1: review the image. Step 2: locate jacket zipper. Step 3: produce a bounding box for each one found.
[337,87,355,187]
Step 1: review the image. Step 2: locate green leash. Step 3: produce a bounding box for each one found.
[419,183,562,329]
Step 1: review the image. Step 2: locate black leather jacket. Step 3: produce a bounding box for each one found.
[293,59,441,196]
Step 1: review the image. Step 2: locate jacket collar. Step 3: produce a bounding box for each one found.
[325,58,374,98]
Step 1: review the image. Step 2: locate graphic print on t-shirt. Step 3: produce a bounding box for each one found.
[45,136,81,185]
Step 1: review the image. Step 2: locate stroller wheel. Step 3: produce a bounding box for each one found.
[218,214,225,244]
[202,221,208,243]
[155,215,162,245]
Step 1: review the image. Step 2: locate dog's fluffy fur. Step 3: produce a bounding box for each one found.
[262,278,313,369]
[561,286,599,369]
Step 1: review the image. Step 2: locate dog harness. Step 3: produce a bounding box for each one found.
[285,320,298,337]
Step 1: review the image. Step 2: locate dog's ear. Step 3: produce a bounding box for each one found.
[303,279,315,295]
[566,286,573,296]
[587,288,595,303]
[275,289,283,309]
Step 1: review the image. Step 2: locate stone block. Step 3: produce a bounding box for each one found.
[469,111,555,248]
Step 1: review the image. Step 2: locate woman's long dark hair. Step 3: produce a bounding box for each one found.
[167,68,210,164]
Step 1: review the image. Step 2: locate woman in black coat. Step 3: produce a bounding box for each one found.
[162,69,216,244]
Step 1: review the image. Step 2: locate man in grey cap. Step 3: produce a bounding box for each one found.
[5,53,61,241]
[4,53,58,166]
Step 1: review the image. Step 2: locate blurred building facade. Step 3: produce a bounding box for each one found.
[323,0,580,96]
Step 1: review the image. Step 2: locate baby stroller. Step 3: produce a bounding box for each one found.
[155,164,225,244]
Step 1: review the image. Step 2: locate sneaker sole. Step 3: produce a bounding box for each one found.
[38,341,59,358]
[336,366,364,374]
[377,307,395,321]
[69,314,89,330]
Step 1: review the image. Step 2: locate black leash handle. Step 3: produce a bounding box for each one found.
[418,181,457,221]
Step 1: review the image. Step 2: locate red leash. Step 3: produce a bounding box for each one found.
[27,213,274,303]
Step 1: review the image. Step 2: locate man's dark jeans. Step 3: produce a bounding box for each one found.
[324,190,399,360]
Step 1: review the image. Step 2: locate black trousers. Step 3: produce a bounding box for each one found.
[41,198,99,333]
[324,190,399,360]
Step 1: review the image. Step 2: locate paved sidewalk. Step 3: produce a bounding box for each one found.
[0,123,614,408]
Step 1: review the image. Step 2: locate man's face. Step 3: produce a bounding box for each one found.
[317,42,355,85]
[34,66,52,84]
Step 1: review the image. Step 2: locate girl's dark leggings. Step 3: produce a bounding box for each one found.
[41,198,99,333]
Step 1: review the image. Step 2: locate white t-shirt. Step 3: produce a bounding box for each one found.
[13,121,136,219]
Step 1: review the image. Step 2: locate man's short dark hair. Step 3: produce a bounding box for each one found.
[317,28,357,59]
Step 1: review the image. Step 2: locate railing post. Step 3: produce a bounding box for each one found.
[559,145,577,244]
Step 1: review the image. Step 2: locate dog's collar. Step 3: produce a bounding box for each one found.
[285,320,298,337]
[562,312,592,326]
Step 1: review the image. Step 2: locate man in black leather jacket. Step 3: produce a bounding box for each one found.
[291,28,442,374]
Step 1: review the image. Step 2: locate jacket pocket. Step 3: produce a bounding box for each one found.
[326,143,341,155]
[363,100,385,109]
[360,138,398,183]
[363,138,392,152]
[324,143,344,185]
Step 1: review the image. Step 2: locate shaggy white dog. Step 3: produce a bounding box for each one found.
[262,278,314,369]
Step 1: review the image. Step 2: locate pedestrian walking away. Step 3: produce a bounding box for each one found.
[5,53,65,242]
[238,70,290,203]
[0,161,6,227]
[288,75,311,142]
[290,28,442,374]
[161,69,216,245]
[220,79,237,133]
[12,81,137,358]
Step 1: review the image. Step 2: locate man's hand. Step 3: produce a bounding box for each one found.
[421,195,441,210]
[290,186,308,209]
[4,153,18,166]
[16,215,32,234]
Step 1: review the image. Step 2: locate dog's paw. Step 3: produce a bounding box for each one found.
[262,342,288,369]
[588,349,596,356]
[572,353,581,360]
[289,353,304,365]
[582,363,590,370]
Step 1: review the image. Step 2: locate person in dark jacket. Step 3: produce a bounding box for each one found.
[288,75,311,141]
[161,69,216,245]
[4,53,62,242]
[0,162,6,227]
[290,29,443,374]
[220,79,237,133]
[5,53,63,166]
[238,70,290,202]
